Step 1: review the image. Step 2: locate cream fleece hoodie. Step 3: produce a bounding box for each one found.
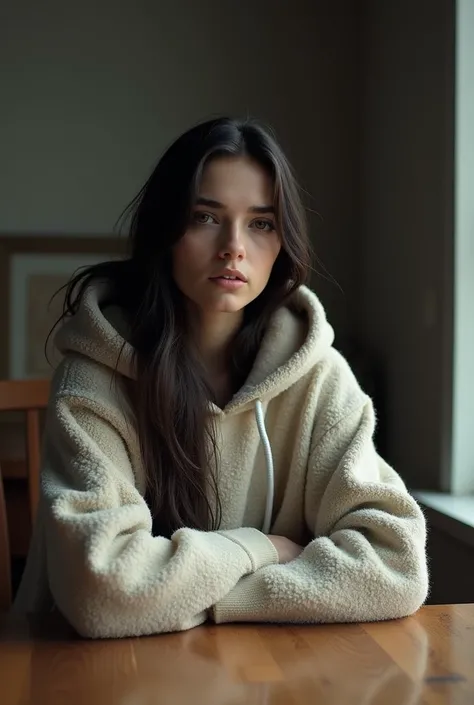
[13,283,428,638]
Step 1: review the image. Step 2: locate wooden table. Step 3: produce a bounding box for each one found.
[0,604,473,704]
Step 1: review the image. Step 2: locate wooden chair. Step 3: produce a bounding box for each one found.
[0,463,11,609]
[0,379,50,526]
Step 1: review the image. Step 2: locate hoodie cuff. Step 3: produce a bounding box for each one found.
[217,527,279,572]
[212,571,269,624]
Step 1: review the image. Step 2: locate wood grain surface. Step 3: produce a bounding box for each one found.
[0,604,473,704]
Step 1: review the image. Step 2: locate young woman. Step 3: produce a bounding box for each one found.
[14,117,428,638]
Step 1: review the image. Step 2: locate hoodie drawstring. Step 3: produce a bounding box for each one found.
[254,400,275,534]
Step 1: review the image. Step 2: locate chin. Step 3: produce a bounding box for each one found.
[205,293,248,314]
[213,301,246,314]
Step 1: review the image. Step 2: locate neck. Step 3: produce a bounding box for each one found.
[193,311,243,377]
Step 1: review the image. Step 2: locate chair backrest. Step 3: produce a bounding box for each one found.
[0,464,12,609]
[0,379,50,525]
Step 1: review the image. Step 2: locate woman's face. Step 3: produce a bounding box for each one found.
[172,156,282,316]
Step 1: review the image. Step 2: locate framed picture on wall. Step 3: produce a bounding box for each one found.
[0,235,126,379]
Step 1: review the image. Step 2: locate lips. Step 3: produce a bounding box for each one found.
[210,269,247,282]
[209,276,246,290]
[211,275,241,282]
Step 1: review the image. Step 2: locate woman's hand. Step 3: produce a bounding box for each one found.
[267,535,303,564]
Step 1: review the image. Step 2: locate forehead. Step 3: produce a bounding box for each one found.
[198,156,274,207]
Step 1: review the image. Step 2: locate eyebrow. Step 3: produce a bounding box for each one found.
[195,197,275,214]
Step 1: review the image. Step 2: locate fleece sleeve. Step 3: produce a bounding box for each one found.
[212,400,429,625]
[41,393,278,639]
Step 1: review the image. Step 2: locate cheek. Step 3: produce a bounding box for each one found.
[272,240,282,261]
[247,244,281,292]
[259,239,281,273]
[174,235,195,259]
[173,236,205,274]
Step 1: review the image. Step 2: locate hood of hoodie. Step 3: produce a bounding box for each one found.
[55,282,335,415]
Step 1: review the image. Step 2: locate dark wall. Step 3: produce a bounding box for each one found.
[358,0,455,491]
[425,522,474,604]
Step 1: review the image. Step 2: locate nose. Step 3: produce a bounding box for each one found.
[217,221,246,261]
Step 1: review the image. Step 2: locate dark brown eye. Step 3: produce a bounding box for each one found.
[193,212,215,225]
[252,219,275,232]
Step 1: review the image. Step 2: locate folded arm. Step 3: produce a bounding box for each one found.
[42,390,278,638]
[212,401,428,625]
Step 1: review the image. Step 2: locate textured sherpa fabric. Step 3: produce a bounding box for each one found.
[13,283,428,638]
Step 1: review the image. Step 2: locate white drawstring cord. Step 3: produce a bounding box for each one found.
[254,400,274,534]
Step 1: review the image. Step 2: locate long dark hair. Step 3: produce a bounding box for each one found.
[56,117,311,538]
